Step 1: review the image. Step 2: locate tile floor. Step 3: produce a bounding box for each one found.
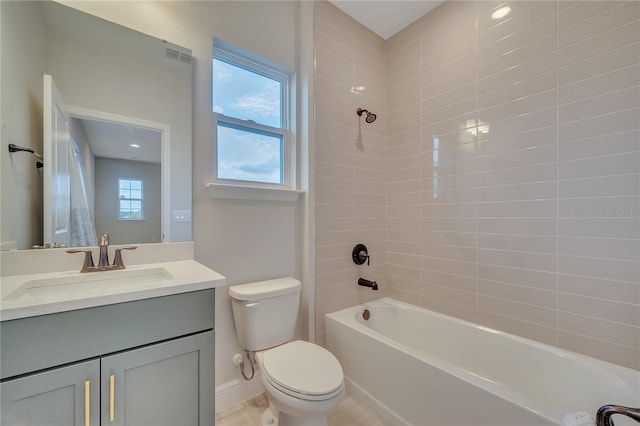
[215,387,396,426]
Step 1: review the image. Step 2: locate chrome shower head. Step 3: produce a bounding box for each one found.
[357,108,377,123]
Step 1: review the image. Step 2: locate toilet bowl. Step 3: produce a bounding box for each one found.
[229,278,345,426]
[257,341,344,426]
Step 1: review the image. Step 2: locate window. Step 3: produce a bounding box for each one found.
[119,178,143,220]
[213,40,292,188]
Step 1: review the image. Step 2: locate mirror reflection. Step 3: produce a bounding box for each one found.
[71,117,162,246]
[1,1,193,250]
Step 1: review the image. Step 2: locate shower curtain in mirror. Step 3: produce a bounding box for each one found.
[69,141,97,247]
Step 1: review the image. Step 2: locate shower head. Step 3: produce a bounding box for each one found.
[357,108,377,123]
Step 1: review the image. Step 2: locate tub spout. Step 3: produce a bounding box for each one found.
[358,278,378,290]
[596,405,640,426]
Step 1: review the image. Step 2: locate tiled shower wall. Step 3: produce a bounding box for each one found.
[386,1,640,369]
[314,2,388,345]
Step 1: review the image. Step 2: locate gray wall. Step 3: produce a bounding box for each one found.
[0,1,46,249]
[94,157,161,245]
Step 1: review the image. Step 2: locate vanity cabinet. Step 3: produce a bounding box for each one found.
[1,359,100,425]
[0,289,215,425]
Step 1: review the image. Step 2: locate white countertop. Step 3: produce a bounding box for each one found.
[0,260,226,321]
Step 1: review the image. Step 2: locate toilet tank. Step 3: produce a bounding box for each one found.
[229,278,301,351]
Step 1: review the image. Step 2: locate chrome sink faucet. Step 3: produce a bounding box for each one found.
[67,233,137,272]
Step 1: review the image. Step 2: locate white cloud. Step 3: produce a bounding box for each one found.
[213,105,224,114]
[231,82,280,119]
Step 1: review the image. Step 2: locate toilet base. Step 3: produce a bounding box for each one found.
[260,407,278,426]
[261,407,328,426]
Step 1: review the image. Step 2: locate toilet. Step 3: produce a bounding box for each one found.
[229,278,344,426]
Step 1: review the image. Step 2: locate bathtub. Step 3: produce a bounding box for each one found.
[326,298,639,426]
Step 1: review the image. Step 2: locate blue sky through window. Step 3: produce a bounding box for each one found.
[213,57,284,184]
[217,124,282,184]
[213,58,281,128]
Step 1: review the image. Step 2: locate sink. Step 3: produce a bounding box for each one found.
[4,268,173,300]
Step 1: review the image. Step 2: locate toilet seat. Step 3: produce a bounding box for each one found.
[261,340,344,401]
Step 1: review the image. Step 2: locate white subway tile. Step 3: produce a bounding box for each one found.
[478,263,556,290]
[478,248,557,273]
[558,65,640,105]
[478,279,556,309]
[558,331,639,370]
[477,310,556,346]
[478,218,557,236]
[478,233,556,254]
[479,70,556,110]
[558,1,639,49]
[558,255,639,283]
[559,87,640,124]
[558,19,640,68]
[558,274,640,305]
[423,269,477,294]
[422,217,477,233]
[477,181,556,202]
[558,217,639,239]
[477,199,556,218]
[421,282,477,307]
[558,0,627,29]
[558,292,640,327]
[477,161,557,187]
[478,294,556,327]
[558,42,639,86]
[558,130,640,161]
[559,236,639,261]
[558,152,640,180]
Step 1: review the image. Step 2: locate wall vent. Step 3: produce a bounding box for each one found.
[165,47,181,61]
[179,53,192,65]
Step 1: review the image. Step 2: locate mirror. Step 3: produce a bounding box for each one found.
[1,1,192,250]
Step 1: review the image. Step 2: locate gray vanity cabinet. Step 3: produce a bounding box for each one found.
[1,359,100,425]
[101,331,213,426]
[0,289,215,426]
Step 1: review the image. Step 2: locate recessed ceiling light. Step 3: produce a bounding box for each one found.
[491,6,511,20]
[130,143,141,148]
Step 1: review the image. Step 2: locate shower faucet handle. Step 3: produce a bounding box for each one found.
[352,244,370,266]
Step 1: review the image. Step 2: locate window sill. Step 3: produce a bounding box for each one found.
[206,183,304,202]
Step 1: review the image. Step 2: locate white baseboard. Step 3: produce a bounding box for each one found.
[215,374,265,413]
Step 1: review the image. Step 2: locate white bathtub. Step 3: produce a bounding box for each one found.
[326,298,639,426]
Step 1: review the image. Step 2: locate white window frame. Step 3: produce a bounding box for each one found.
[212,40,294,190]
[118,178,144,221]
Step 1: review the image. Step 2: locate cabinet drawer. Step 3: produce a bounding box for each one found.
[1,289,214,380]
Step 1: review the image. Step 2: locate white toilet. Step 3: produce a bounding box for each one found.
[229,278,345,426]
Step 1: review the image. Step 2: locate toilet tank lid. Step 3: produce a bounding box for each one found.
[229,277,301,301]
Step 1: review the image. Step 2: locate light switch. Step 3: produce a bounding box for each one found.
[173,210,191,222]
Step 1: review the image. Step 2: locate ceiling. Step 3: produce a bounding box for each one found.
[328,1,444,40]
[75,118,162,164]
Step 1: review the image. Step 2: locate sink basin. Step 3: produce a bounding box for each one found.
[4,268,173,300]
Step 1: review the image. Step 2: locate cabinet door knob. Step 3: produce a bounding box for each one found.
[109,374,115,422]
[84,380,91,426]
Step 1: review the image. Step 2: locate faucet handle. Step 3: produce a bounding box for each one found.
[113,246,137,269]
[98,233,109,246]
[66,249,95,272]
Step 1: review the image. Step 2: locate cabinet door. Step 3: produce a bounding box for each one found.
[101,331,214,426]
[1,359,100,426]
